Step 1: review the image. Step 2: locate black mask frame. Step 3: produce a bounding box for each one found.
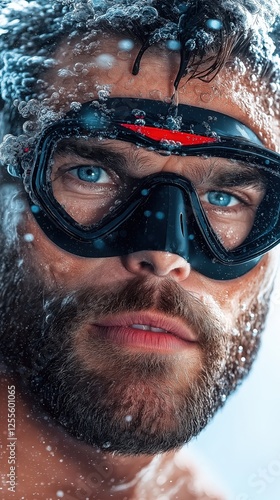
[9,97,280,280]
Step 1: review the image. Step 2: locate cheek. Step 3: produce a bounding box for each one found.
[21,212,124,289]
[235,252,278,303]
[19,212,83,286]
[206,251,278,325]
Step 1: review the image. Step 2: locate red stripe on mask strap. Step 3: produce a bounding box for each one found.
[121,123,217,145]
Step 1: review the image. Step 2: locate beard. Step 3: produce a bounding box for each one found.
[0,186,272,455]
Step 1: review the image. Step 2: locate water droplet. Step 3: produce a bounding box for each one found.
[74,63,84,73]
[95,54,115,69]
[166,115,182,130]
[149,90,163,100]
[117,50,132,61]
[23,233,34,242]
[200,91,214,104]
[141,189,149,196]
[125,415,132,422]
[132,108,146,118]
[232,328,240,336]
[70,101,82,112]
[56,491,64,498]
[157,474,167,485]
[118,39,134,51]
[77,83,87,92]
[97,88,110,101]
[124,78,135,89]
[31,205,40,214]
[241,356,246,363]
[102,441,111,449]
[144,210,152,218]
[155,211,165,220]
[57,68,73,78]
[166,40,181,51]
[23,120,36,134]
[206,19,223,30]
[221,394,227,402]
[93,239,105,250]
[238,346,243,353]
[159,138,179,150]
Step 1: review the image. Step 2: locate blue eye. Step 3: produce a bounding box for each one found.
[205,191,239,207]
[70,165,109,183]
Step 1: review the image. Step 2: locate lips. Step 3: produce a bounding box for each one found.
[91,311,198,351]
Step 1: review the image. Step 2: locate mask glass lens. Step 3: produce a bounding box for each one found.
[49,137,132,226]
[197,157,267,250]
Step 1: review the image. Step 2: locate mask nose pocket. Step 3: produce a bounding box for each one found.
[120,184,191,259]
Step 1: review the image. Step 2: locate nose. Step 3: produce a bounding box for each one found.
[122,250,191,281]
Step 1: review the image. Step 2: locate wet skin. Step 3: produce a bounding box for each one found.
[27,36,279,321]
[1,36,280,498]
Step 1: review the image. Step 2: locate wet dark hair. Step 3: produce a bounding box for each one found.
[0,0,279,137]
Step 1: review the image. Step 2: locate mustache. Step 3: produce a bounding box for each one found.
[43,276,226,347]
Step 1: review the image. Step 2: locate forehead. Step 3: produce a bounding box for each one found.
[42,34,280,151]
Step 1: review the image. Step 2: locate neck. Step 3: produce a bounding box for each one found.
[0,369,226,499]
[0,370,156,499]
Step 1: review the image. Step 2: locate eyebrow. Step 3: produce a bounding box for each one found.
[208,168,267,191]
[55,139,129,175]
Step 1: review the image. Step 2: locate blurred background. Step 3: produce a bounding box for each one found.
[188,264,280,500]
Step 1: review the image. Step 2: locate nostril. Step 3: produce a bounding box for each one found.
[139,260,154,271]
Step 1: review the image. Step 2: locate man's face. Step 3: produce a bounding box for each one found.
[0,35,279,455]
